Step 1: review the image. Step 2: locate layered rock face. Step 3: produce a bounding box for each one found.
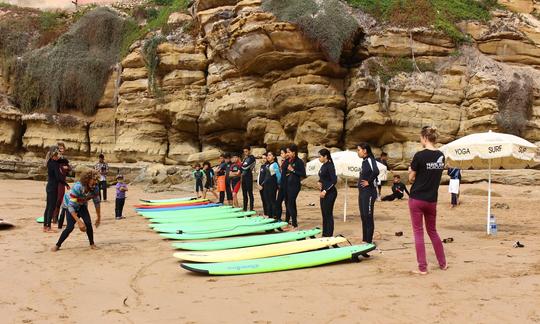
[1,0,540,172]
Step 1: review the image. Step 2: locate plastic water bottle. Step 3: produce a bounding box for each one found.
[489,214,497,235]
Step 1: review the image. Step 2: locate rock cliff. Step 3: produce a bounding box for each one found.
[1,0,540,181]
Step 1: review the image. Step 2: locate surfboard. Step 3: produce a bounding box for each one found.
[181,244,376,275]
[139,197,195,203]
[135,203,221,213]
[139,207,239,218]
[173,237,347,263]
[172,228,321,251]
[160,221,287,240]
[152,217,276,233]
[148,211,256,224]
[137,198,206,206]
[134,201,210,209]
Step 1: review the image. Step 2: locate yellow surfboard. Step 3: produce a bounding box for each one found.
[173,237,347,263]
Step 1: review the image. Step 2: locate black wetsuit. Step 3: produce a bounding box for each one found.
[204,168,215,189]
[241,155,256,211]
[285,157,306,228]
[257,162,269,215]
[319,161,338,237]
[45,159,67,228]
[275,159,287,221]
[224,162,233,201]
[358,156,379,243]
[382,182,410,201]
[262,162,280,219]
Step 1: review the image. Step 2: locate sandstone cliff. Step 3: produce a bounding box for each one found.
[1,0,540,182]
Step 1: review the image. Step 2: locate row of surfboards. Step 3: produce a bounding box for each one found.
[138,197,376,275]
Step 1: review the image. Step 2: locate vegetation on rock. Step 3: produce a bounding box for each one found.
[10,7,127,115]
[347,0,499,43]
[121,0,190,57]
[142,35,166,98]
[366,56,435,84]
[262,0,360,63]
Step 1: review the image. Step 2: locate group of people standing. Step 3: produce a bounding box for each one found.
[193,126,448,274]
[43,146,128,251]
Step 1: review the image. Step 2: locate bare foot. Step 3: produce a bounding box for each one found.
[440,265,449,270]
[51,246,59,252]
[411,270,428,275]
[43,227,48,233]
[90,245,99,250]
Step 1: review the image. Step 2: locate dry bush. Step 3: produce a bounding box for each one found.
[10,7,127,116]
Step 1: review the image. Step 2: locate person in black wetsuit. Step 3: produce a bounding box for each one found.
[241,146,256,211]
[285,144,306,230]
[257,152,269,216]
[223,153,233,205]
[357,142,379,243]
[203,161,219,201]
[275,147,288,222]
[317,149,337,237]
[382,175,410,201]
[262,151,281,219]
[193,163,204,198]
[44,145,70,233]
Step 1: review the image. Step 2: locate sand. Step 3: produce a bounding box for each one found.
[1,179,539,323]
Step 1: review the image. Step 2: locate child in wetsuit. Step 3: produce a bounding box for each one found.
[382,175,410,201]
[193,164,205,198]
[203,161,219,201]
[229,153,242,208]
[115,174,128,220]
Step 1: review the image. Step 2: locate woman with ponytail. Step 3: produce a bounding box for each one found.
[408,126,447,275]
[317,149,337,237]
[357,143,379,243]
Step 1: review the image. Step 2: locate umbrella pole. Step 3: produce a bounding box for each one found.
[343,179,348,222]
[487,159,492,235]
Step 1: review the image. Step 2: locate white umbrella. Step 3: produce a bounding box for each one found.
[440,130,539,234]
[306,151,387,222]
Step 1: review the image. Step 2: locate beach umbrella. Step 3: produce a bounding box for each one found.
[440,130,540,234]
[306,151,387,222]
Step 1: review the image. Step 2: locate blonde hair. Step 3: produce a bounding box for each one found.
[421,126,438,144]
[44,145,60,166]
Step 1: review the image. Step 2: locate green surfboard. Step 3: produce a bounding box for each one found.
[172,228,322,251]
[181,244,376,275]
[160,221,287,240]
[139,207,241,218]
[152,217,276,233]
[148,211,256,224]
[149,214,261,228]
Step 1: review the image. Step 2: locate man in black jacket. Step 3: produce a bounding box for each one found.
[382,175,410,201]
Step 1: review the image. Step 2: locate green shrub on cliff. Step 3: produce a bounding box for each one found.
[262,0,359,63]
[347,0,499,43]
[121,0,190,57]
[11,7,128,115]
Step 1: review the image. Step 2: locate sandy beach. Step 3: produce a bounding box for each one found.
[1,179,539,323]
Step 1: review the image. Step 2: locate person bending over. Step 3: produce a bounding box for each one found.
[52,170,101,251]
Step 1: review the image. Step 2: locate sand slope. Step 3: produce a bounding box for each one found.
[0,180,539,323]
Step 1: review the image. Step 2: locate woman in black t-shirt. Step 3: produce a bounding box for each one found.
[408,126,447,275]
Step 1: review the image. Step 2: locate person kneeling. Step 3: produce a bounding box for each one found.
[382,175,409,201]
[52,170,101,251]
